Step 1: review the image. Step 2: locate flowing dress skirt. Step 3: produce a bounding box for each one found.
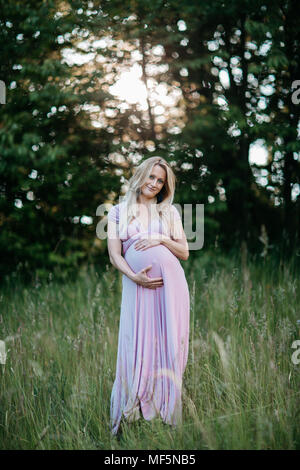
[110,228,190,435]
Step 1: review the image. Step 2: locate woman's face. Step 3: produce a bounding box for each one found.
[140,164,166,200]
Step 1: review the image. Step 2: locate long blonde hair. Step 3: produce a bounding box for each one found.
[118,156,177,237]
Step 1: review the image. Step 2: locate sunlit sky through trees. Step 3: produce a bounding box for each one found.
[59,18,300,206]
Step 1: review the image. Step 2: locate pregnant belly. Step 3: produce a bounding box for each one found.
[125,242,180,278]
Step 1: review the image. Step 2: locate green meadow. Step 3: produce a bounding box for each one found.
[1,250,299,450]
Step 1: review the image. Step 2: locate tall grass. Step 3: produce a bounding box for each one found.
[0,250,299,449]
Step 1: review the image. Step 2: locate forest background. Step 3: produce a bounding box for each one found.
[1,0,300,283]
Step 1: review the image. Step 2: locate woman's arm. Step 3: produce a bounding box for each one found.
[133,206,189,260]
[107,221,137,282]
[160,206,189,260]
[107,220,164,289]
[160,233,189,261]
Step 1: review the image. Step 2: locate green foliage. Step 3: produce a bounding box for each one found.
[0,0,122,280]
[1,0,300,281]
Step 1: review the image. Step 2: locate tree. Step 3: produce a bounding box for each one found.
[0,0,121,281]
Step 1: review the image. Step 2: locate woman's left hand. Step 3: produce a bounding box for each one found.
[134,233,165,251]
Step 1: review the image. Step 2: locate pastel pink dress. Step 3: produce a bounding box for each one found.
[108,202,190,435]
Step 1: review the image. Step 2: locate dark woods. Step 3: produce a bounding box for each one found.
[0,0,299,283]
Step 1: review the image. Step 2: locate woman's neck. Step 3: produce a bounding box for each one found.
[137,195,157,207]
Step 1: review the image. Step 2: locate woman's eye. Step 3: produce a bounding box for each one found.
[149,175,164,184]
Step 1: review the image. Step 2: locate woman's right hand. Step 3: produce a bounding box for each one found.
[133,265,164,289]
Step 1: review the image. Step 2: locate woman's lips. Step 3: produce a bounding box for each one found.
[148,186,156,192]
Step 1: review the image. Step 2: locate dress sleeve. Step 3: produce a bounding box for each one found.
[107,204,120,224]
[171,204,182,221]
[170,205,183,240]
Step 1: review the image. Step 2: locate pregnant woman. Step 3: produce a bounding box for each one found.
[107,156,190,436]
